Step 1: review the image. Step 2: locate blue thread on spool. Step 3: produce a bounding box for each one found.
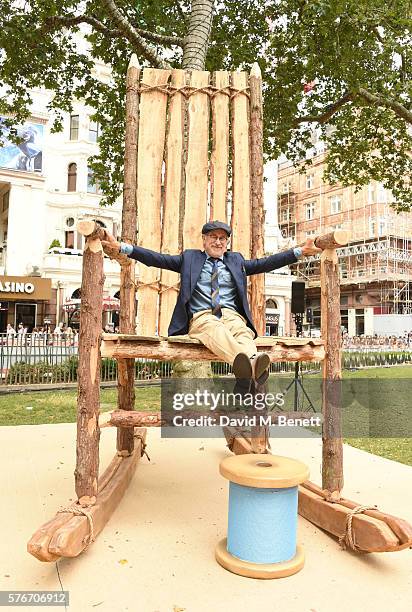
[216,454,310,579]
[227,482,298,564]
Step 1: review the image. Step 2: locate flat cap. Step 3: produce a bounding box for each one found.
[201,220,231,236]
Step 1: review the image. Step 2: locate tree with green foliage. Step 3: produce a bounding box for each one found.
[0,0,411,209]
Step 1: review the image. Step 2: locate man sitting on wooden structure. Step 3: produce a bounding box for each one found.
[102,220,320,386]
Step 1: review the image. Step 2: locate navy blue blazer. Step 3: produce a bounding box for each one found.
[128,246,298,338]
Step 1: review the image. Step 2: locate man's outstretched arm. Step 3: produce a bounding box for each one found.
[101,233,183,272]
[243,238,322,275]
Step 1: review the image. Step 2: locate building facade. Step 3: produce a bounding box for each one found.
[278,153,412,336]
[0,80,122,332]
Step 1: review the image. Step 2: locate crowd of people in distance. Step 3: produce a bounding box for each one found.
[3,322,412,352]
[4,322,79,346]
[342,332,412,350]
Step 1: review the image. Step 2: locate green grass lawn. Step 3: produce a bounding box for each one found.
[0,365,411,466]
[0,386,160,426]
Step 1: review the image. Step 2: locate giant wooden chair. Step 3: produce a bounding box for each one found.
[28,59,412,561]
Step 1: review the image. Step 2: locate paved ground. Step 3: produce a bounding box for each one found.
[1,422,411,612]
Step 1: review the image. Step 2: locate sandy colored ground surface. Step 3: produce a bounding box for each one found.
[1,421,411,612]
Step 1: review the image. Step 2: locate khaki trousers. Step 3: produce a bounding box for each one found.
[188,307,257,364]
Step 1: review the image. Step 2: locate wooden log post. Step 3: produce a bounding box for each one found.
[117,54,140,456]
[249,62,265,337]
[210,70,230,222]
[316,229,349,499]
[159,69,185,337]
[249,63,268,453]
[75,223,105,505]
[136,67,171,335]
[231,70,250,254]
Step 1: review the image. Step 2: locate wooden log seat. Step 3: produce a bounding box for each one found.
[101,334,325,363]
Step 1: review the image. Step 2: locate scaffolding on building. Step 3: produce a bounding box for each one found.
[277,157,412,315]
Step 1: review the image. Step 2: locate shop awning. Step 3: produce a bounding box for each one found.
[63,297,120,312]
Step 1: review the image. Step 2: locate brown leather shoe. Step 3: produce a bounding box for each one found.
[232,352,253,380]
[250,352,270,383]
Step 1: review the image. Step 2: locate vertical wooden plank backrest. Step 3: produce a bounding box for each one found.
[210,71,230,223]
[249,64,265,336]
[230,71,251,257]
[159,69,185,337]
[136,68,170,335]
[183,70,210,249]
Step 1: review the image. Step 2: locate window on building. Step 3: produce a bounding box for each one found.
[282,181,292,194]
[378,218,386,237]
[67,163,77,191]
[281,208,289,222]
[88,120,99,143]
[369,218,376,238]
[306,229,316,237]
[87,166,101,194]
[65,231,74,249]
[368,183,376,204]
[266,298,278,310]
[69,115,79,140]
[330,195,342,214]
[305,201,315,220]
[306,174,314,189]
[2,191,9,212]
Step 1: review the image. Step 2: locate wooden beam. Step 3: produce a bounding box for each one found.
[28,430,147,562]
[249,62,265,338]
[117,53,141,456]
[298,482,412,553]
[301,480,412,550]
[136,67,171,335]
[315,229,349,250]
[75,233,104,504]
[210,70,230,222]
[106,410,321,428]
[231,70,251,255]
[105,411,164,428]
[321,247,343,497]
[183,70,210,249]
[159,68,185,336]
[101,337,325,362]
[76,220,127,266]
[222,426,254,455]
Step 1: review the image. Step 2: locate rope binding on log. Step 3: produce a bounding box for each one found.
[138,82,250,100]
[57,505,95,548]
[135,431,150,461]
[338,504,378,552]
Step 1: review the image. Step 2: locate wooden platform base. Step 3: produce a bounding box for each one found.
[224,430,412,554]
[27,429,147,562]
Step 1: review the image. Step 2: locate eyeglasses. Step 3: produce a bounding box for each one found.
[206,235,228,243]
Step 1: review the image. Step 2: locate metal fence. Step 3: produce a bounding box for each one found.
[0,333,173,385]
[0,333,410,386]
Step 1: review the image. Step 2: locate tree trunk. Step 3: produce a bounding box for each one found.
[182,0,214,70]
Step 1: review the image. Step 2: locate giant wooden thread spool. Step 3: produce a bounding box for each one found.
[216,454,309,579]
